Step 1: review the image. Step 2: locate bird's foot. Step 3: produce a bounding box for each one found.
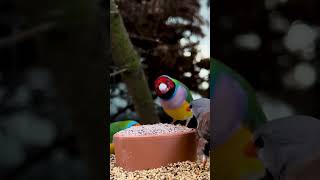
[202,155,207,169]
[185,117,192,127]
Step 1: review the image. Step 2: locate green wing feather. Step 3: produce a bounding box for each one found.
[110,120,139,142]
[211,58,267,131]
[171,77,193,103]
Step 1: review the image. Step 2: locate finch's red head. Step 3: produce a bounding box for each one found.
[154,75,175,98]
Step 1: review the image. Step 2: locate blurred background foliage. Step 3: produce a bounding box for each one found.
[213,0,320,121]
[110,0,210,123]
[0,0,106,179]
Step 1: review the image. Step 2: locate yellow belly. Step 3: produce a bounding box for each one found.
[164,101,193,120]
[212,128,264,180]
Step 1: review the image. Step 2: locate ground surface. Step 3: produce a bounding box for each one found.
[110,154,210,180]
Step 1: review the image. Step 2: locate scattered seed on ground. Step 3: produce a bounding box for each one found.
[110,154,210,180]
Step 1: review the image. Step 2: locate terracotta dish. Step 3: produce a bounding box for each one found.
[114,129,197,171]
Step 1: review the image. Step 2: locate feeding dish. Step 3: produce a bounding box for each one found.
[114,123,197,171]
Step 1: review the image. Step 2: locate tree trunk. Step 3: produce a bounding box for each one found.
[110,0,160,124]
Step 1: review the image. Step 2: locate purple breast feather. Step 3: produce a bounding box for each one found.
[211,74,247,146]
[160,86,187,110]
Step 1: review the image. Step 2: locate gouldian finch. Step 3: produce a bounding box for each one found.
[211,58,268,180]
[251,115,320,180]
[189,98,210,169]
[110,120,140,154]
[154,75,193,126]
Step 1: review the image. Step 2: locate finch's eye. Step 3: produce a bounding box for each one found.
[254,137,264,149]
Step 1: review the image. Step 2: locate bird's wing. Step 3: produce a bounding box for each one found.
[171,77,193,103]
[198,111,210,140]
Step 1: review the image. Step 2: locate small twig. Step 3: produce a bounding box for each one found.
[129,34,161,43]
[110,68,128,77]
[0,22,57,48]
[110,10,118,15]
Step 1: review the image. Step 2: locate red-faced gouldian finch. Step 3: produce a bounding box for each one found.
[110,120,140,154]
[211,58,268,180]
[154,75,193,126]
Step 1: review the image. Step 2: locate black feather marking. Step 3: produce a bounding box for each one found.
[254,137,264,149]
[204,140,210,156]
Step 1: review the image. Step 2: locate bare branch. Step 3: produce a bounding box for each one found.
[110,68,128,77]
[0,22,57,48]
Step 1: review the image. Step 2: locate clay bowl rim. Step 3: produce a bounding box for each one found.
[114,128,197,140]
